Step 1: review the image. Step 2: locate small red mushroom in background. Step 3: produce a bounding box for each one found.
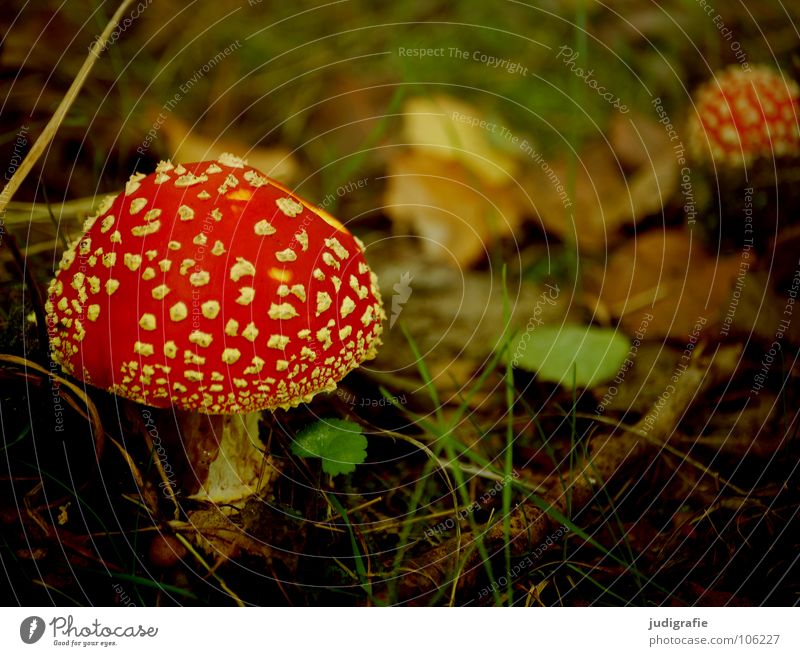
[687,65,800,166]
[45,153,385,504]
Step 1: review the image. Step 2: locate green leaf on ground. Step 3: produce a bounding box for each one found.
[291,419,368,476]
[507,325,630,389]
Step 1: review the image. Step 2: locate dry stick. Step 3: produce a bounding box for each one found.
[396,349,737,602]
[0,0,135,217]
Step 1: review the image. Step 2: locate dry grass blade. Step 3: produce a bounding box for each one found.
[0,353,105,461]
[395,347,739,601]
[0,0,135,215]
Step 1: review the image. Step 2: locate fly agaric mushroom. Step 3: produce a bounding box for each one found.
[688,65,800,165]
[45,153,385,503]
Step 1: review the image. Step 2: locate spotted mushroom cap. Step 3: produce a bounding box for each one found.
[46,154,385,414]
[688,65,800,165]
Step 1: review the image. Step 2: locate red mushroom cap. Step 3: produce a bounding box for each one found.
[46,154,385,414]
[688,66,800,165]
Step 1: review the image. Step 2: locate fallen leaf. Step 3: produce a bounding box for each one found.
[522,118,679,252]
[506,324,631,389]
[384,151,525,267]
[522,143,626,252]
[402,95,519,186]
[608,111,674,171]
[587,227,742,339]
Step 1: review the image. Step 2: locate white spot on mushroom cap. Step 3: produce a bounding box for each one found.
[276,197,303,217]
[100,216,115,233]
[131,220,161,237]
[324,237,349,260]
[230,257,256,282]
[184,351,206,366]
[243,169,268,187]
[295,230,308,252]
[340,296,356,318]
[125,173,145,195]
[124,254,142,271]
[189,271,210,287]
[242,322,259,342]
[322,252,340,269]
[170,302,188,322]
[174,173,208,188]
[360,305,375,327]
[277,284,306,301]
[134,341,154,356]
[218,153,246,168]
[275,248,297,262]
[221,348,241,364]
[316,326,332,349]
[139,314,157,330]
[316,291,332,316]
[243,356,265,374]
[201,300,220,319]
[254,219,277,236]
[236,287,255,305]
[268,302,298,319]
[164,341,178,358]
[152,284,170,300]
[189,331,213,348]
[268,334,290,349]
[178,205,195,221]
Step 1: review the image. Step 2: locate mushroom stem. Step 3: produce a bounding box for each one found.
[179,411,271,504]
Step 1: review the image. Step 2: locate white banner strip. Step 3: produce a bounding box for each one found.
[4,607,799,655]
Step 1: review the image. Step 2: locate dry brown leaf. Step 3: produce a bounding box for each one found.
[402,95,519,186]
[609,111,674,170]
[523,116,679,253]
[587,227,741,339]
[188,507,273,562]
[523,143,627,252]
[383,151,524,267]
[160,116,300,184]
